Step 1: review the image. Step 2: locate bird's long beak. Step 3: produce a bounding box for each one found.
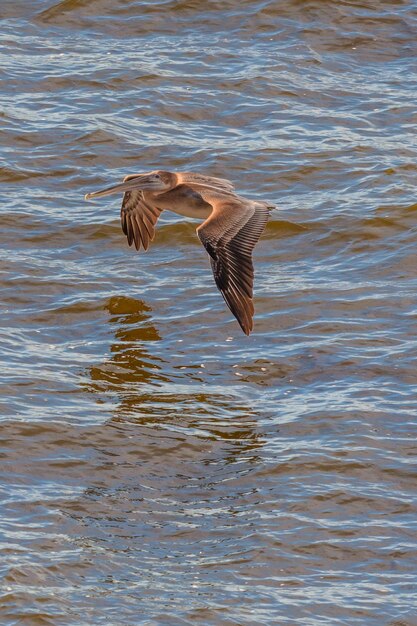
[84,175,149,200]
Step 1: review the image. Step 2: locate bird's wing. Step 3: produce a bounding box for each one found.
[177,171,235,193]
[196,195,269,335]
[120,175,163,251]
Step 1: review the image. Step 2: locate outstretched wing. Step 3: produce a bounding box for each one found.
[177,171,235,193]
[197,197,269,335]
[120,175,163,251]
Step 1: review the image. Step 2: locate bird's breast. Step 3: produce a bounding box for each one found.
[146,187,213,220]
[169,204,213,219]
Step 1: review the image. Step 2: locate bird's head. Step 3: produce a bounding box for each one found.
[84,170,175,200]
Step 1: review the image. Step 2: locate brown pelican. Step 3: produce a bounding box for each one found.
[85,170,274,335]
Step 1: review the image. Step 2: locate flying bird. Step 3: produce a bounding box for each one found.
[85,170,273,335]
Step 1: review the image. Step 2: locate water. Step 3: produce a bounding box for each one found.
[1,1,417,624]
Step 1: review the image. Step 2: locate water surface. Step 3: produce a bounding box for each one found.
[1,1,417,624]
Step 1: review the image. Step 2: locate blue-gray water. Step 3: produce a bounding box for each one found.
[1,1,417,624]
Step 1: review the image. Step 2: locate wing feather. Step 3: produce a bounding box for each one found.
[120,177,163,252]
[197,198,269,335]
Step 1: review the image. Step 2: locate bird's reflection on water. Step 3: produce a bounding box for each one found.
[82,292,265,466]
[58,294,267,574]
[87,295,166,391]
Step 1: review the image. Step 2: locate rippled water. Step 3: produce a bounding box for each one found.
[1,1,417,624]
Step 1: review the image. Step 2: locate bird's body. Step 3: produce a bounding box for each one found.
[85,170,274,335]
[144,184,213,219]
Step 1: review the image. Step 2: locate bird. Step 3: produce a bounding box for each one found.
[85,170,274,335]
